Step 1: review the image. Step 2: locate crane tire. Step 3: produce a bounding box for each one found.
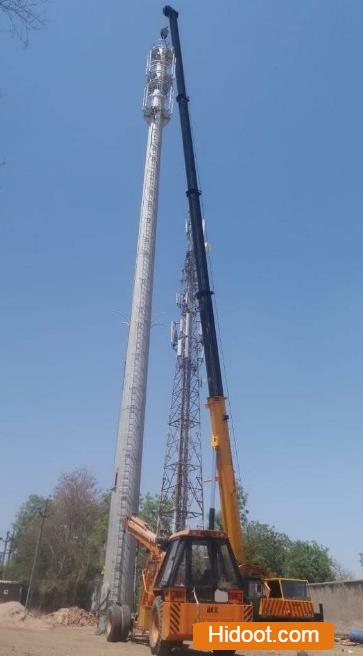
[106,604,122,642]
[119,604,131,641]
[149,596,170,655]
[214,652,236,655]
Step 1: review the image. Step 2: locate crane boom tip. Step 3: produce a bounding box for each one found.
[163,5,178,18]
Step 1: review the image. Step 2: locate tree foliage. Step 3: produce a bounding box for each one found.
[5,473,341,612]
[6,469,107,610]
[6,495,49,583]
[236,483,249,528]
[139,493,168,533]
[245,522,292,576]
[284,540,335,583]
[207,482,337,582]
[215,482,249,531]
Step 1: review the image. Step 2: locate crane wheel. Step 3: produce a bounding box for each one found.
[149,597,170,655]
[119,604,132,641]
[106,604,131,642]
[106,604,122,642]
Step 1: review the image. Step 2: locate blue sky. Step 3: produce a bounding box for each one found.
[1,0,362,576]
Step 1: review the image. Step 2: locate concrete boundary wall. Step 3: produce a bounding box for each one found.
[310,580,363,634]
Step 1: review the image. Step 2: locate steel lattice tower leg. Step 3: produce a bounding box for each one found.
[99,38,175,621]
[158,224,204,534]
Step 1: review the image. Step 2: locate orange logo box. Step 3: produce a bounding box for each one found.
[193,621,334,651]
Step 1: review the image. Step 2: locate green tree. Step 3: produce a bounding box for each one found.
[13,495,48,529]
[5,495,49,583]
[90,491,110,570]
[237,483,249,528]
[7,469,106,610]
[215,482,249,531]
[284,540,335,582]
[245,522,292,575]
[139,493,163,532]
[43,468,103,607]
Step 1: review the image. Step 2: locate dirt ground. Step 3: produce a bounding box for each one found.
[1,622,363,656]
[0,604,363,656]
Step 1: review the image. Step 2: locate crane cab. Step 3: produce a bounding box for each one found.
[155,529,244,602]
[148,529,255,655]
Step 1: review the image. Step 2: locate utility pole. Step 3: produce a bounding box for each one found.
[99,32,175,620]
[0,532,10,577]
[6,532,15,565]
[25,499,49,610]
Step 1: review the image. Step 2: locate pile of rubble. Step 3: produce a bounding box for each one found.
[46,606,97,626]
[0,602,49,630]
[0,601,27,623]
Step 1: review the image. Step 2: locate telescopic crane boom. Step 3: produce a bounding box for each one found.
[162,6,323,631]
[163,5,244,568]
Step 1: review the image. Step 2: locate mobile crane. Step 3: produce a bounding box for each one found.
[105,6,322,653]
[108,516,258,652]
[162,0,323,627]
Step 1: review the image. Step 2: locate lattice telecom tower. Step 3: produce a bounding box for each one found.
[158,223,204,534]
[100,35,175,615]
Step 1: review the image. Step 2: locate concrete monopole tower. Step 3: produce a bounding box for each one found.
[100,34,175,615]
